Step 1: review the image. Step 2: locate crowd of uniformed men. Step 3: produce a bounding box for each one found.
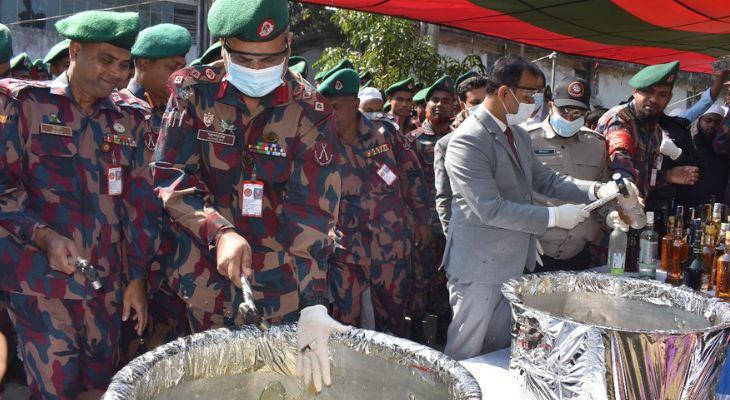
[0,0,729,398]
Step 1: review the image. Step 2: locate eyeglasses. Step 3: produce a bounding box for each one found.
[223,40,289,68]
[512,85,544,97]
[556,105,589,119]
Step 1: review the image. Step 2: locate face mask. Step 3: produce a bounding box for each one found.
[225,58,285,98]
[533,93,544,105]
[549,113,584,138]
[502,89,535,126]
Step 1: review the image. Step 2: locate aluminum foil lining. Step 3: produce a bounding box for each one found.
[502,271,730,400]
[103,324,481,400]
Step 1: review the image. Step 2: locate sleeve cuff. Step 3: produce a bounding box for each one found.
[588,182,598,201]
[547,207,556,228]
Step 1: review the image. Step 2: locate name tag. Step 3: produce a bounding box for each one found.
[534,149,555,156]
[377,164,397,186]
[108,166,123,196]
[241,180,264,217]
[40,123,72,137]
[197,129,235,146]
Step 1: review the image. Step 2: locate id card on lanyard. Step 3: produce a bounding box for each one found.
[241,166,264,217]
[108,152,123,196]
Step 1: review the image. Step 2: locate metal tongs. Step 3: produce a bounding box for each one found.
[582,173,629,213]
[239,275,270,332]
[72,257,103,290]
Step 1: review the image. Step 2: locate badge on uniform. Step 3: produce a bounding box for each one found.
[220,119,236,133]
[314,102,325,112]
[40,123,72,137]
[108,166,123,196]
[145,130,158,151]
[248,142,287,157]
[203,112,215,128]
[314,141,333,166]
[173,75,184,84]
[191,70,201,80]
[204,68,216,81]
[197,129,235,146]
[534,149,556,155]
[364,143,390,158]
[241,180,264,217]
[104,134,138,148]
[376,164,397,186]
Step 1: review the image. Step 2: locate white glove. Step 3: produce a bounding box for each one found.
[606,210,629,232]
[550,204,589,230]
[596,181,619,199]
[536,240,544,266]
[659,131,682,160]
[296,305,350,392]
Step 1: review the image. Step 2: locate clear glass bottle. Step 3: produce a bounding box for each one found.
[608,224,627,275]
[638,211,658,279]
[716,231,730,299]
[685,231,705,291]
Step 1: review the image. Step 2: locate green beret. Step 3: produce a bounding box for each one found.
[55,10,140,50]
[426,75,455,100]
[317,59,355,83]
[189,58,202,67]
[132,23,191,59]
[288,56,308,78]
[413,88,428,103]
[384,102,392,113]
[361,80,373,89]
[456,71,479,87]
[43,39,70,64]
[317,68,360,97]
[198,42,222,65]
[629,61,680,89]
[385,77,416,96]
[208,0,289,42]
[359,70,372,81]
[10,53,31,71]
[0,24,11,64]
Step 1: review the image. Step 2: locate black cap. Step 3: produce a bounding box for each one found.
[553,77,591,109]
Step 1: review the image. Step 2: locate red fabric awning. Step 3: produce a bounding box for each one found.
[297,0,730,73]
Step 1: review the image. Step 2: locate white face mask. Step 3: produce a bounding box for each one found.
[502,89,535,126]
[225,58,285,98]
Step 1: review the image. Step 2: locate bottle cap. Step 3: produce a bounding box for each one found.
[646,211,654,223]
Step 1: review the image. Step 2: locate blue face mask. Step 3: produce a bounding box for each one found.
[549,112,584,138]
[533,93,544,105]
[225,58,285,98]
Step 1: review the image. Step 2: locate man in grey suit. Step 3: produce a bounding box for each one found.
[442,56,634,360]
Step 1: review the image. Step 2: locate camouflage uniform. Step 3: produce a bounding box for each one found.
[329,113,430,336]
[151,63,340,330]
[119,78,188,364]
[406,120,450,319]
[0,74,160,399]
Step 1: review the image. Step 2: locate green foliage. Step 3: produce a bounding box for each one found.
[313,9,486,90]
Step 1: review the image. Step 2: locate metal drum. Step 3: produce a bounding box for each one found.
[502,271,730,400]
[102,325,481,400]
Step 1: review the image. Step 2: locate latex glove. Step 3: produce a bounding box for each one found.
[536,240,544,267]
[606,210,629,232]
[551,204,589,230]
[659,131,682,160]
[296,305,350,392]
[596,181,619,200]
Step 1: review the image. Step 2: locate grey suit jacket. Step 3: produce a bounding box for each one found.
[434,132,452,235]
[442,105,594,284]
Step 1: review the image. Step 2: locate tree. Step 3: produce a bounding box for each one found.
[313,9,486,89]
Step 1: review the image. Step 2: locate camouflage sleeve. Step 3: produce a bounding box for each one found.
[288,98,341,308]
[0,96,48,244]
[122,115,162,281]
[151,82,235,246]
[391,129,432,226]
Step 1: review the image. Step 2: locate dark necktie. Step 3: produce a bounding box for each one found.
[504,127,522,168]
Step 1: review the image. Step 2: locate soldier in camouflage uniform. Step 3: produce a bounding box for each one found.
[151,0,347,393]
[318,69,432,337]
[119,23,192,364]
[43,39,71,79]
[386,77,419,135]
[405,76,454,343]
[0,11,160,399]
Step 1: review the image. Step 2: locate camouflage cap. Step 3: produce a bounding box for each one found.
[0,24,11,64]
[288,56,308,78]
[9,52,31,71]
[317,68,360,97]
[629,60,680,89]
[55,10,141,50]
[43,39,71,64]
[131,23,192,59]
[207,0,289,42]
[425,75,455,100]
[385,77,416,96]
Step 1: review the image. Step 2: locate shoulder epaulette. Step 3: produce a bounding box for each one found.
[579,127,605,140]
[167,64,224,91]
[365,112,400,132]
[112,89,152,115]
[405,127,424,142]
[0,79,50,99]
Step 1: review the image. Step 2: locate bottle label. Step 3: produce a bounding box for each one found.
[610,252,626,274]
[639,240,657,264]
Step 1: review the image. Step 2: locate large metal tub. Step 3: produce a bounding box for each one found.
[502,272,730,400]
[102,325,481,400]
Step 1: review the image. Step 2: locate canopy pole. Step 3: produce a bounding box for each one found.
[549,51,558,88]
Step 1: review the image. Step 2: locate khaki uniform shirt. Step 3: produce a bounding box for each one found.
[528,119,609,260]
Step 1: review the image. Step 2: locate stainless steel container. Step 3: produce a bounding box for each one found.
[502,272,730,400]
[102,325,481,400]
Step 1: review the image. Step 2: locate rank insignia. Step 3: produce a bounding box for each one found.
[203,112,215,128]
[263,132,279,143]
[364,144,390,158]
[104,134,138,148]
[220,119,236,133]
[314,141,333,166]
[205,68,216,81]
[315,102,324,112]
[191,69,201,80]
[248,142,287,157]
[173,75,184,84]
[101,142,111,152]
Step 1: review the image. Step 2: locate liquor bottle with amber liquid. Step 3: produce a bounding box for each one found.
[716,231,730,299]
[712,223,729,293]
[668,207,687,285]
[703,224,717,291]
[660,216,674,272]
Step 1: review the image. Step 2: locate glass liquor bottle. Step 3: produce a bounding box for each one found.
[668,207,687,285]
[714,223,729,293]
[703,225,717,291]
[638,212,658,279]
[608,224,627,275]
[660,216,675,272]
[685,231,705,291]
[716,231,730,299]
